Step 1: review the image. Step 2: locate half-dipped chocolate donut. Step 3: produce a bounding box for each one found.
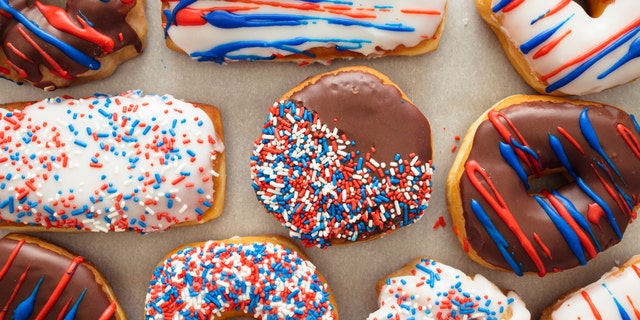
[447,95,640,276]
[0,233,124,319]
[0,0,146,90]
[250,66,434,248]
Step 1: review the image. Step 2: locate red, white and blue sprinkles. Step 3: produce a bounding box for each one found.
[0,90,224,232]
[144,239,337,320]
[485,0,640,95]
[250,100,433,248]
[162,0,446,63]
[367,258,530,320]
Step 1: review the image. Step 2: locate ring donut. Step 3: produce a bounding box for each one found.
[476,0,640,96]
[144,235,338,319]
[250,66,434,248]
[161,0,446,64]
[541,254,640,319]
[0,233,124,319]
[0,0,146,90]
[367,257,530,320]
[446,95,640,276]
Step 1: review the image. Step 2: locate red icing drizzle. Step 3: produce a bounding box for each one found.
[35,1,115,53]
[0,266,30,320]
[16,26,72,79]
[0,239,25,280]
[587,203,605,228]
[543,190,597,259]
[488,110,543,177]
[533,29,572,59]
[557,126,585,154]
[617,123,640,160]
[503,0,524,13]
[465,160,546,276]
[537,0,572,21]
[581,290,603,320]
[590,164,635,219]
[532,232,552,260]
[34,256,84,320]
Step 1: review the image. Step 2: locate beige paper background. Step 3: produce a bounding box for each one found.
[1,0,640,319]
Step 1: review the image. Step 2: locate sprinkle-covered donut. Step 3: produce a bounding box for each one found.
[541,254,640,319]
[446,95,640,276]
[250,66,434,248]
[0,90,225,232]
[0,233,124,319]
[476,0,640,96]
[161,0,446,64]
[0,0,146,90]
[367,257,531,320]
[144,235,338,319]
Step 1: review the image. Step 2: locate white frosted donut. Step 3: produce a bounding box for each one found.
[367,257,531,320]
[476,0,640,96]
[541,255,640,319]
[0,90,225,233]
[161,0,447,63]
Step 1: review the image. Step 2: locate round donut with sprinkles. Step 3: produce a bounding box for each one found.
[144,235,338,320]
[250,66,434,248]
[367,257,530,320]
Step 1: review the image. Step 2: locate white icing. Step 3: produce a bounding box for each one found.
[487,0,640,95]
[0,90,224,232]
[163,0,446,63]
[548,256,640,319]
[367,258,530,320]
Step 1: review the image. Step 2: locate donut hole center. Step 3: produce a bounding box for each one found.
[527,168,574,196]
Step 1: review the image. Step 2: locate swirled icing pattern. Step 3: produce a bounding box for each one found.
[145,240,336,319]
[162,0,446,63]
[544,255,640,319]
[0,90,224,232]
[367,258,530,320]
[486,0,640,95]
[0,0,143,89]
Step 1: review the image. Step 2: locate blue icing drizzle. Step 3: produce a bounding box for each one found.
[13,276,44,320]
[534,195,587,265]
[492,0,515,13]
[63,288,88,320]
[576,177,623,239]
[548,133,578,178]
[552,191,602,252]
[579,108,621,178]
[599,36,640,79]
[603,283,632,320]
[499,141,530,190]
[0,0,100,70]
[520,14,574,55]
[470,199,523,276]
[546,24,640,93]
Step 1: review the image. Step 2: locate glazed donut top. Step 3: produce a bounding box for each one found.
[162,0,446,63]
[546,255,640,319]
[0,235,117,319]
[368,258,530,320]
[251,68,433,247]
[457,97,640,276]
[0,90,224,232]
[488,0,640,95]
[145,239,336,319]
[0,0,144,90]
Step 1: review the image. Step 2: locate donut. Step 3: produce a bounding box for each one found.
[476,0,640,96]
[161,0,446,64]
[0,0,146,91]
[367,257,531,320]
[250,66,434,248]
[144,235,338,319]
[446,95,640,276]
[0,233,124,319]
[541,254,640,319]
[0,90,226,232]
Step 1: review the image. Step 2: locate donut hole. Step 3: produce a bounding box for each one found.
[527,168,574,196]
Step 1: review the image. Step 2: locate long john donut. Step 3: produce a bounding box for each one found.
[446,95,640,276]
[0,0,146,90]
[476,0,640,95]
[161,0,446,64]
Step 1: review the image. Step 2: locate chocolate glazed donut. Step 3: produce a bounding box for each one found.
[0,0,145,90]
[0,234,123,319]
[447,95,640,276]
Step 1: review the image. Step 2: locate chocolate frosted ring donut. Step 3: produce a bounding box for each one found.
[447,95,640,276]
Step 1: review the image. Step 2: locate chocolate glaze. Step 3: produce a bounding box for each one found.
[289,70,432,164]
[0,0,143,89]
[0,235,116,319]
[458,100,640,275]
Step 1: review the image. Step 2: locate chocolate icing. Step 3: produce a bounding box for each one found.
[0,0,143,89]
[0,235,116,319]
[289,70,432,164]
[458,100,640,275]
